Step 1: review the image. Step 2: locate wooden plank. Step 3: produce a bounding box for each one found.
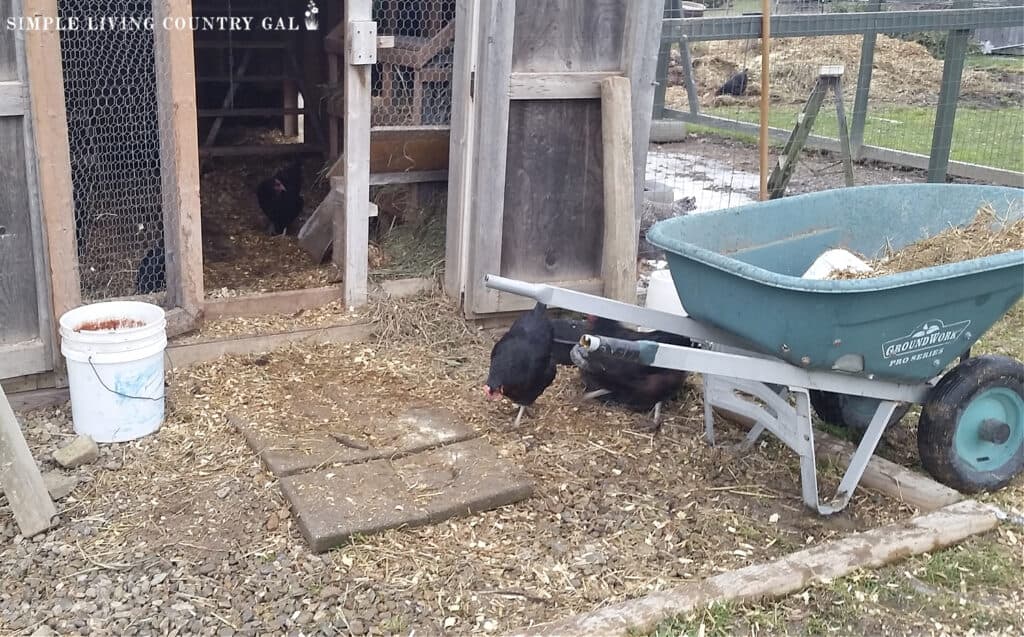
[369,169,448,185]
[0,117,41,345]
[600,76,637,304]
[0,80,26,116]
[327,53,340,159]
[166,322,374,368]
[510,0,625,72]
[298,185,343,262]
[499,100,605,287]
[163,307,197,339]
[444,0,479,300]
[507,71,619,100]
[0,341,50,380]
[153,0,204,322]
[489,278,604,314]
[197,107,307,117]
[198,143,322,158]
[377,277,436,298]
[621,1,664,225]
[464,0,520,313]
[337,0,372,307]
[23,0,80,369]
[326,128,451,175]
[8,387,68,412]
[507,499,999,637]
[0,384,58,537]
[14,0,56,379]
[204,286,343,320]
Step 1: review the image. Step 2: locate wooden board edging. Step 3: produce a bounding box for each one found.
[507,499,999,637]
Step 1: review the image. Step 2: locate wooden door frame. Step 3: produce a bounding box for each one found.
[451,0,663,316]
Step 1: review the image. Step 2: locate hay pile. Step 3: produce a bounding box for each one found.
[829,204,1024,279]
[669,34,1016,109]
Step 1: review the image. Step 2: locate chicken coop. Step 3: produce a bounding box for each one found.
[1,0,661,388]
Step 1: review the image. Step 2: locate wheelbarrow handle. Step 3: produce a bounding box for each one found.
[579,335,659,366]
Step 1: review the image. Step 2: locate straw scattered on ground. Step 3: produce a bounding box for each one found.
[829,203,1024,279]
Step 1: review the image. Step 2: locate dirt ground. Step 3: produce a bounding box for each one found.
[4,291,1022,635]
[199,150,445,298]
[2,290,932,636]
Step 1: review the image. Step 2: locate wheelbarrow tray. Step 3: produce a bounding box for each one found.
[647,184,1024,384]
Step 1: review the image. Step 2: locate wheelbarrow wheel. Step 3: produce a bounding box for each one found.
[918,354,1024,494]
[810,391,910,432]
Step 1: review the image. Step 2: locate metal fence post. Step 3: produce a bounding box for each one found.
[652,0,676,120]
[850,0,882,160]
[928,0,973,183]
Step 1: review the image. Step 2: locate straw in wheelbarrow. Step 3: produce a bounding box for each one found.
[830,204,1024,280]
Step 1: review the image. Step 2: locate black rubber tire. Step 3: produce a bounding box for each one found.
[810,390,910,432]
[918,354,1024,494]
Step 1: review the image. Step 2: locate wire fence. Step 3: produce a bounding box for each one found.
[648,0,1024,215]
[371,0,456,128]
[58,0,166,303]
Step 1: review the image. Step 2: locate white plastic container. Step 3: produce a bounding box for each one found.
[59,301,167,443]
[802,248,873,280]
[645,269,689,317]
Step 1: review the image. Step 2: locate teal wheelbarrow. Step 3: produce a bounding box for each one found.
[485,184,1024,515]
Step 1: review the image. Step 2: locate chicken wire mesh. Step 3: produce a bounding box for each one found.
[648,0,1024,217]
[371,0,455,128]
[58,0,166,303]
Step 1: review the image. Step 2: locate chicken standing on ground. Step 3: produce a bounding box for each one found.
[571,316,696,429]
[484,302,557,428]
[256,159,304,236]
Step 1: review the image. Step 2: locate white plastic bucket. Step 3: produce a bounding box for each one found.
[58,301,167,443]
[645,269,689,317]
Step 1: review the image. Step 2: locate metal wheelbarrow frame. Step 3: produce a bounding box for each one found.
[482,184,1024,515]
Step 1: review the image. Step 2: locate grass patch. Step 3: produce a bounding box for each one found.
[702,104,1024,172]
[966,54,1024,73]
[646,602,738,637]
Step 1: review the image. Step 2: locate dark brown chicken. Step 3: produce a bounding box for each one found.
[571,315,696,427]
[484,302,557,427]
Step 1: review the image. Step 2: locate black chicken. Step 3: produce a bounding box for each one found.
[484,302,557,428]
[135,239,166,295]
[257,159,304,236]
[571,316,695,428]
[716,69,749,96]
[550,317,589,367]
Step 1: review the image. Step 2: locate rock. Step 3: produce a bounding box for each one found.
[53,436,99,468]
[215,486,231,499]
[347,619,366,635]
[31,626,58,637]
[41,471,80,500]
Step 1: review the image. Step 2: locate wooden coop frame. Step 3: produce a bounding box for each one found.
[444,0,664,316]
[2,0,202,389]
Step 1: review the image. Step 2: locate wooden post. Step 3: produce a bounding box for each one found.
[0,384,58,538]
[928,1,972,184]
[337,0,373,307]
[23,0,81,371]
[600,76,637,304]
[152,0,204,324]
[849,0,881,159]
[759,0,771,201]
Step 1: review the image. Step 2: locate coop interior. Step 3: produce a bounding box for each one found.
[64,0,454,307]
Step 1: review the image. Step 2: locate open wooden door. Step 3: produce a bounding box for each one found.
[446,0,662,316]
[0,0,55,379]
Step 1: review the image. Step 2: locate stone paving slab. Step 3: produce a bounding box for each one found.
[239,406,477,477]
[279,437,534,553]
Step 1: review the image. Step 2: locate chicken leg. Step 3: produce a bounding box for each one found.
[513,404,527,428]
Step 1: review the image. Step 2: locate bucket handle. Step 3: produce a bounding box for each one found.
[88,356,166,402]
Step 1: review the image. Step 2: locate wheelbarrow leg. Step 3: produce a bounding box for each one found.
[816,399,901,515]
[792,388,822,512]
